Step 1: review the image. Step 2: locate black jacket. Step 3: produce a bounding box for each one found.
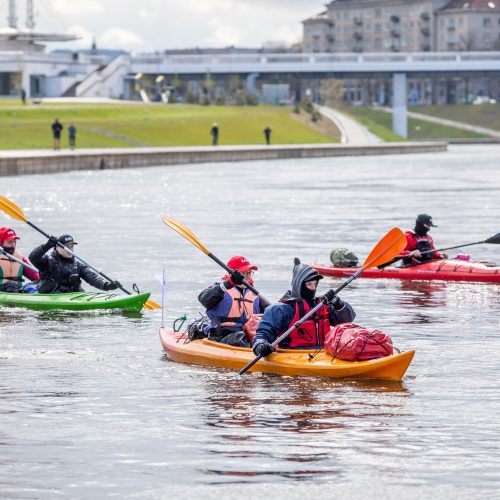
[29,242,108,293]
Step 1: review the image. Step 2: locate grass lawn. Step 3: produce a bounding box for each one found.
[410,104,500,132]
[0,100,338,150]
[346,106,489,141]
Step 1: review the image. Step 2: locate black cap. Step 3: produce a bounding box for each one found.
[416,214,437,227]
[58,234,78,245]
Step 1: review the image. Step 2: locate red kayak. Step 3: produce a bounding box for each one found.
[313,259,500,283]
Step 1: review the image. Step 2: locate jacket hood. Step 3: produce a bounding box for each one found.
[290,259,323,299]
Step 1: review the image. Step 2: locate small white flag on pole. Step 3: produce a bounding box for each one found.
[161,268,167,327]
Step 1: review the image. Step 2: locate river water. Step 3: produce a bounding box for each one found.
[1,145,499,499]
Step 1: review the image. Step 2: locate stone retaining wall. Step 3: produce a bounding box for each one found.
[0,142,447,177]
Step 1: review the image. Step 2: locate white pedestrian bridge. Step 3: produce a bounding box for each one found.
[130,51,500,76]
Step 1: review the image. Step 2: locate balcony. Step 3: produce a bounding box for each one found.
[354,32,363,40]
[421,42,431,51]
[391,29,401,38]
[327,20,335,28]
[391,15,400,24]
[420,27,430,36]
[447,24,456,31]
[327,34,335,43]
[420,12,430,21]
[354,17,363,25]
[391,44,401,52]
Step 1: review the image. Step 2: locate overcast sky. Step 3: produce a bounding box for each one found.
[4,0,325,52]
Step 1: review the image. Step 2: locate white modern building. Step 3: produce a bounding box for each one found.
[0,0,128,98]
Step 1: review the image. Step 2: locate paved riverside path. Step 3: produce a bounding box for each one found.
[317,105,382,145]
[379,106,500,139]
[0,142,447,177]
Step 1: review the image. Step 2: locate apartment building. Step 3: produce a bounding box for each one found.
[303,0,500,104]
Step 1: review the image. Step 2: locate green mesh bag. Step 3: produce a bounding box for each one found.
[330,248,359,267]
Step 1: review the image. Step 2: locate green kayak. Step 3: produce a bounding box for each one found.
[0,291,151,312]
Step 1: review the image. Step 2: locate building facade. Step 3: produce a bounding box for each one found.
[303,0,500,104]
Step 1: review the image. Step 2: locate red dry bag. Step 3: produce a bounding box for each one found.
[324,323,394,361]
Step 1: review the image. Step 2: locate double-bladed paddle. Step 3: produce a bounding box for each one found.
[0,196,160,310]
[239,227,407,376]
[381,232,500,268]
[162,216,271,307]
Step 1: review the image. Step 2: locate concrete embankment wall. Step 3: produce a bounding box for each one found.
[0,142,447,177]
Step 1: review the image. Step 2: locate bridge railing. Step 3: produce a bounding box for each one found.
[130,51,500,67]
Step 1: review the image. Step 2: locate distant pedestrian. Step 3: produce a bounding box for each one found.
[210,122,219,146]
[68,123,76,150]
[51,118,63,150]
[264,125,272,145]
[20,88,26,105]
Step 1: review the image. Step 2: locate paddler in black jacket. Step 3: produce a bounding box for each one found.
[29,234,120,293]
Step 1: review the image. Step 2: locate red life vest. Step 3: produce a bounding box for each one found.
[282,299,330,349]
[0,249,24,285]
[219,287,258,328]
[405,230,437,262]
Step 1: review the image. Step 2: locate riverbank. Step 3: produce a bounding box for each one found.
[0,102,339,149]
[0,142,447,177]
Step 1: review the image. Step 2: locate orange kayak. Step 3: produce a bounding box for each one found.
[159,328,415,381]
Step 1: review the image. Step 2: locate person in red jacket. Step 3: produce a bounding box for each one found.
[0,227,40,292]
[399,214,448,266]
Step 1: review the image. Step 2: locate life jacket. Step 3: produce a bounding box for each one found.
[217,287,258,330]
[281,299,330,349]
[408,231,434,263]
[0,249,24,285]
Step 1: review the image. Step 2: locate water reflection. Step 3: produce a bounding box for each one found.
[191,372,411,482]
[398,281,448,308]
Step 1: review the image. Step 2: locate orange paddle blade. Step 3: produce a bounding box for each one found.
[0,196,28,223]
[362,227,407,270]
[162,216,210,255]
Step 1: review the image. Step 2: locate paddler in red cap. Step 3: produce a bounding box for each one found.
[0,227,40,292]
[198,255,268,347]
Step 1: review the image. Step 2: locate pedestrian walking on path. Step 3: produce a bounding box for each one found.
[263,125,272,145]
[68,123,77,150]
[210,123,219,146]
[51,118,63,150]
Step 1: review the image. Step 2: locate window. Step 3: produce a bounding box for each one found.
[375,38,382,48]
[484,17,492,27]
[484,32,492,44]
[375,23,382,33]
[375,8,381,18]
[459,17,463,27]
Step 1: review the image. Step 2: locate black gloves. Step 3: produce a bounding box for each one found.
[46,235,59,248]
[68,274,81,291]
[322,289,337,303]
[103,280,121,291]
[321,289,345,310]
[253,341,274,357]
[228,270,244,287]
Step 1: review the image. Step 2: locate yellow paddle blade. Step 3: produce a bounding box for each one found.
[144,299,161,310]
[362,227,407,270]
[0,196,28,223]
[162,216,209,255]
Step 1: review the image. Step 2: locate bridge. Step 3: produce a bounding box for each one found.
[130,51,500,137]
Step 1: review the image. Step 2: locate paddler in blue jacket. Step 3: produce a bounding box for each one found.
[198,255,268,348]
[252,259,355,357]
